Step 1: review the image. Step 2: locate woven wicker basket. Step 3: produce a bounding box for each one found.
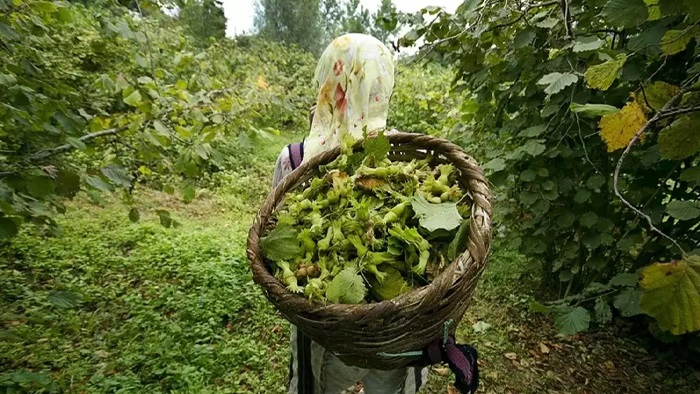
[247,132,492,370]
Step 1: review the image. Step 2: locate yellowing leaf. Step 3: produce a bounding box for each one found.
[636,81,680,112]
[585,54,627,91]
[658,113,700,160]
[661,29,694,55]
[640,257,700,335]
[645,0,662,20]
[598,101,647,152]
[257,75,269,89]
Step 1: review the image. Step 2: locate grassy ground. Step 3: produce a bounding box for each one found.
[1,134,698,393]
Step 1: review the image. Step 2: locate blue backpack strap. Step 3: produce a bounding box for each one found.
[287,139,305,170]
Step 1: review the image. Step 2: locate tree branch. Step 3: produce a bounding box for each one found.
[0,125,132,178]
[632,19,700,56]
[135,0,156,76]
[613,90,688,257]
[485,0,560,33]
[559,0,573,40]
[592,28,621,34]
[658,106,700,120]
[411,0,560,64]
[638,83,657,112]
[30,125,130,161]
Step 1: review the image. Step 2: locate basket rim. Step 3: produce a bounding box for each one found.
[246,131,493,316]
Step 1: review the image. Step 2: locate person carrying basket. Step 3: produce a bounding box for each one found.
[271,33,481,394]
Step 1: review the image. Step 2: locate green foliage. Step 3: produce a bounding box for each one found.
[362,130,390,160]
[389,63,464,139]
[178,0,226,45]
[0,0,315,238]
[256,0,398,53]
[666,200,700,221]
[657,114,700,159]
[555,306,590,335]
[326,267,367,304]
[254,0,323,53]
[367,266,410,301]
[601,0,648,28]
[584,54,627,91]
[570,103,619,117]
[0,189,290,392]
[538,72,579,95]
[339,0,372,35]
[372,0,398,43]
[613,288,643,317]
[403,0,700,336]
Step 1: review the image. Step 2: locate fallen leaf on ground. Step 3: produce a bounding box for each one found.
[447,385,458,394]
[504,352,518,360]
[488,371,499,379]
[539,342,550,354]
[472,320,492,333]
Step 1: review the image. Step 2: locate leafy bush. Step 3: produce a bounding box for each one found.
[0,195,289,393]
[402,0,700,337]
[0,0,315,238]
[389,62,465,139]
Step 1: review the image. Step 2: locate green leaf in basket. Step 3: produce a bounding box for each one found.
[261,224,302,261]
[412,193,462,233]
[368,266,412,301]
[363,129,390,161]
[326,267,367,304]
[448,219,470,260]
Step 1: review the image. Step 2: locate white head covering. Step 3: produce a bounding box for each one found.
[303,34,395,161]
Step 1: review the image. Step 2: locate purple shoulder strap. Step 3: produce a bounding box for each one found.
[287,140,304,170]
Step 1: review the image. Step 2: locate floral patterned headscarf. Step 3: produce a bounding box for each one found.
[303,34,395,161]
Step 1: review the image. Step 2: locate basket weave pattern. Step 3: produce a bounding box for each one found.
[247,132,493,370]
